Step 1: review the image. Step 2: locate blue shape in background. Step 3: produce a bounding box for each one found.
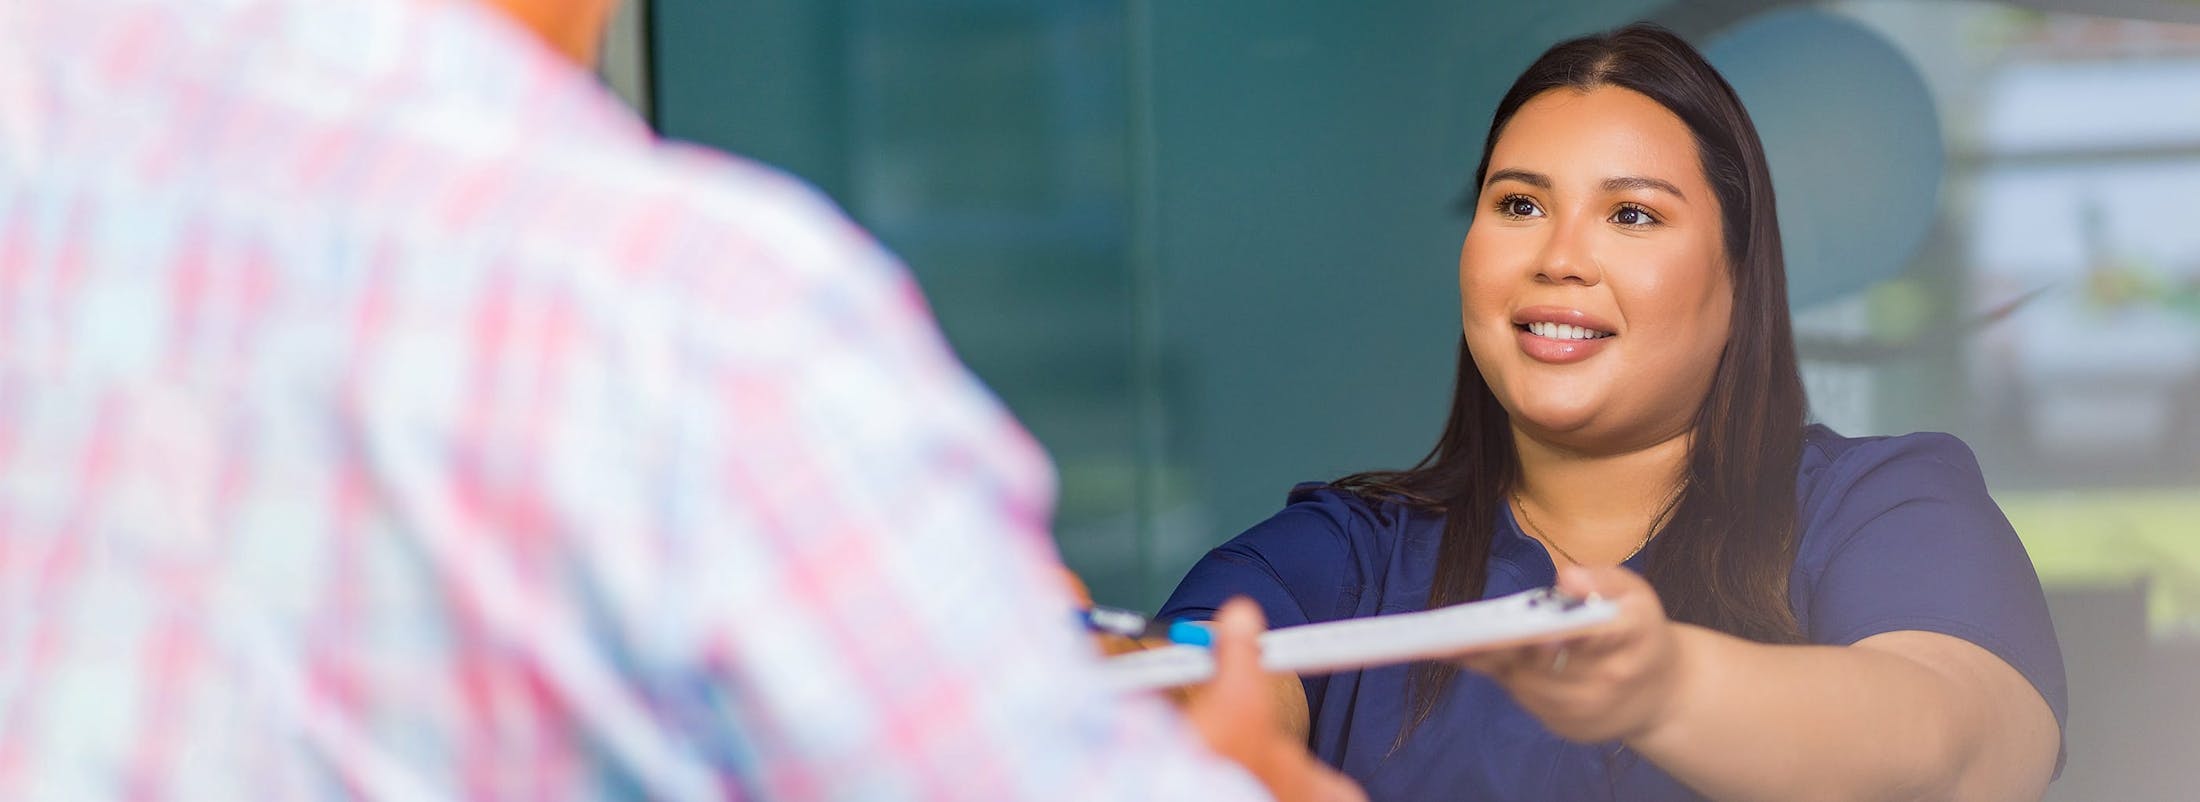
[1705,9,1944,308]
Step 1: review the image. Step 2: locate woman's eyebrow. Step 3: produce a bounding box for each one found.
[1603,175,1686,201]
[1483,170,1685,203]
[1483,168,1550,189]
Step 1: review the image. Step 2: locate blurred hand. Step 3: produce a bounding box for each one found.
[1188,598,1366,802]
[1057,569,1349,795]
[1058,567,1189,701]
[1458,566,1687,743]
[1058,566,1097,608]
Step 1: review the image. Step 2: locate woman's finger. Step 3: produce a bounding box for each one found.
[1459,649,1519,677]
[1555,566,1662,651]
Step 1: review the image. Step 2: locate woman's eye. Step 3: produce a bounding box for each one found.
[1496,195,1542,218]
[1611,205,1658,227]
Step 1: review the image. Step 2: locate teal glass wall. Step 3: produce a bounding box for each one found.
[655,0,1154,603]
[650,0,1668,609]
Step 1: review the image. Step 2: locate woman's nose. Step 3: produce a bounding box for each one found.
[1534,219,1603,286]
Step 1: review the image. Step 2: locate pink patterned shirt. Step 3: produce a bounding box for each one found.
[0,0,1264,799]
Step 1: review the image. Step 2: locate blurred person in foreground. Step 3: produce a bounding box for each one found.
[0,0,1359,799]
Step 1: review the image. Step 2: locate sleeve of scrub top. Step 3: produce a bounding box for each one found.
[1159,486,1370,630]
[1797,432,2068,766]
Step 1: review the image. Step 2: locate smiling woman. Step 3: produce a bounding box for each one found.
[1159,22,2067,802]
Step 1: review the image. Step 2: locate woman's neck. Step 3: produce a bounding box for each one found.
[1509,426,1692,564]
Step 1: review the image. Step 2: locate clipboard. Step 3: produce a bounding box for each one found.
[1099,588,1617,693]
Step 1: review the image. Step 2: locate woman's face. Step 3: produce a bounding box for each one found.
[1460,86,1733,453]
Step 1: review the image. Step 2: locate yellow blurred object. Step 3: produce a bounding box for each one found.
[2002,489,2200,636]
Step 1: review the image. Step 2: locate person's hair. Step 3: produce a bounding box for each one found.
[1330,21,1810,746]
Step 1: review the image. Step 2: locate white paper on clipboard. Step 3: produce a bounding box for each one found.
[1098,588,1617,694]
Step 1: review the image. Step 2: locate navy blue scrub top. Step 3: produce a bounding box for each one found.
[1160,426,2067,801]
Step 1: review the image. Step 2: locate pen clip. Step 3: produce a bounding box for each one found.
[1529,587,1590,611]
[1081,605,1151,638]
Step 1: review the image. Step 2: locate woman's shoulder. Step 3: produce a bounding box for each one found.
[1271,481,1444,545]
[1161,483,1442,625]
[1792,424,2005,561]
[1210,482,1443,572]
[1796,424,1991,505]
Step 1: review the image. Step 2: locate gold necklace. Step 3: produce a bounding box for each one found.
[1512,481,1686,566]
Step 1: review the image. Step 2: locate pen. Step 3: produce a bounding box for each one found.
[1079,604,1213,647]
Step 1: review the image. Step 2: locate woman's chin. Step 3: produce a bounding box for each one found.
[1507,401,1608,439]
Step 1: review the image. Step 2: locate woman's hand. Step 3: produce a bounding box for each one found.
[1460,565,1692,743]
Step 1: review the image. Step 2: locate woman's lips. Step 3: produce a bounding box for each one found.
[1510,306,1617,364]
[1515,325,1613,363]
[1510,305,1618,334]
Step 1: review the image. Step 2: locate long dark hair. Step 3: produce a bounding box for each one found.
[1333,22,1809,743]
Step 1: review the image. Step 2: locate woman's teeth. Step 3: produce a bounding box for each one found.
[1526,321,1612,340]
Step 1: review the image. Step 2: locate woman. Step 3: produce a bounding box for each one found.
[1159,23,2065,802]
